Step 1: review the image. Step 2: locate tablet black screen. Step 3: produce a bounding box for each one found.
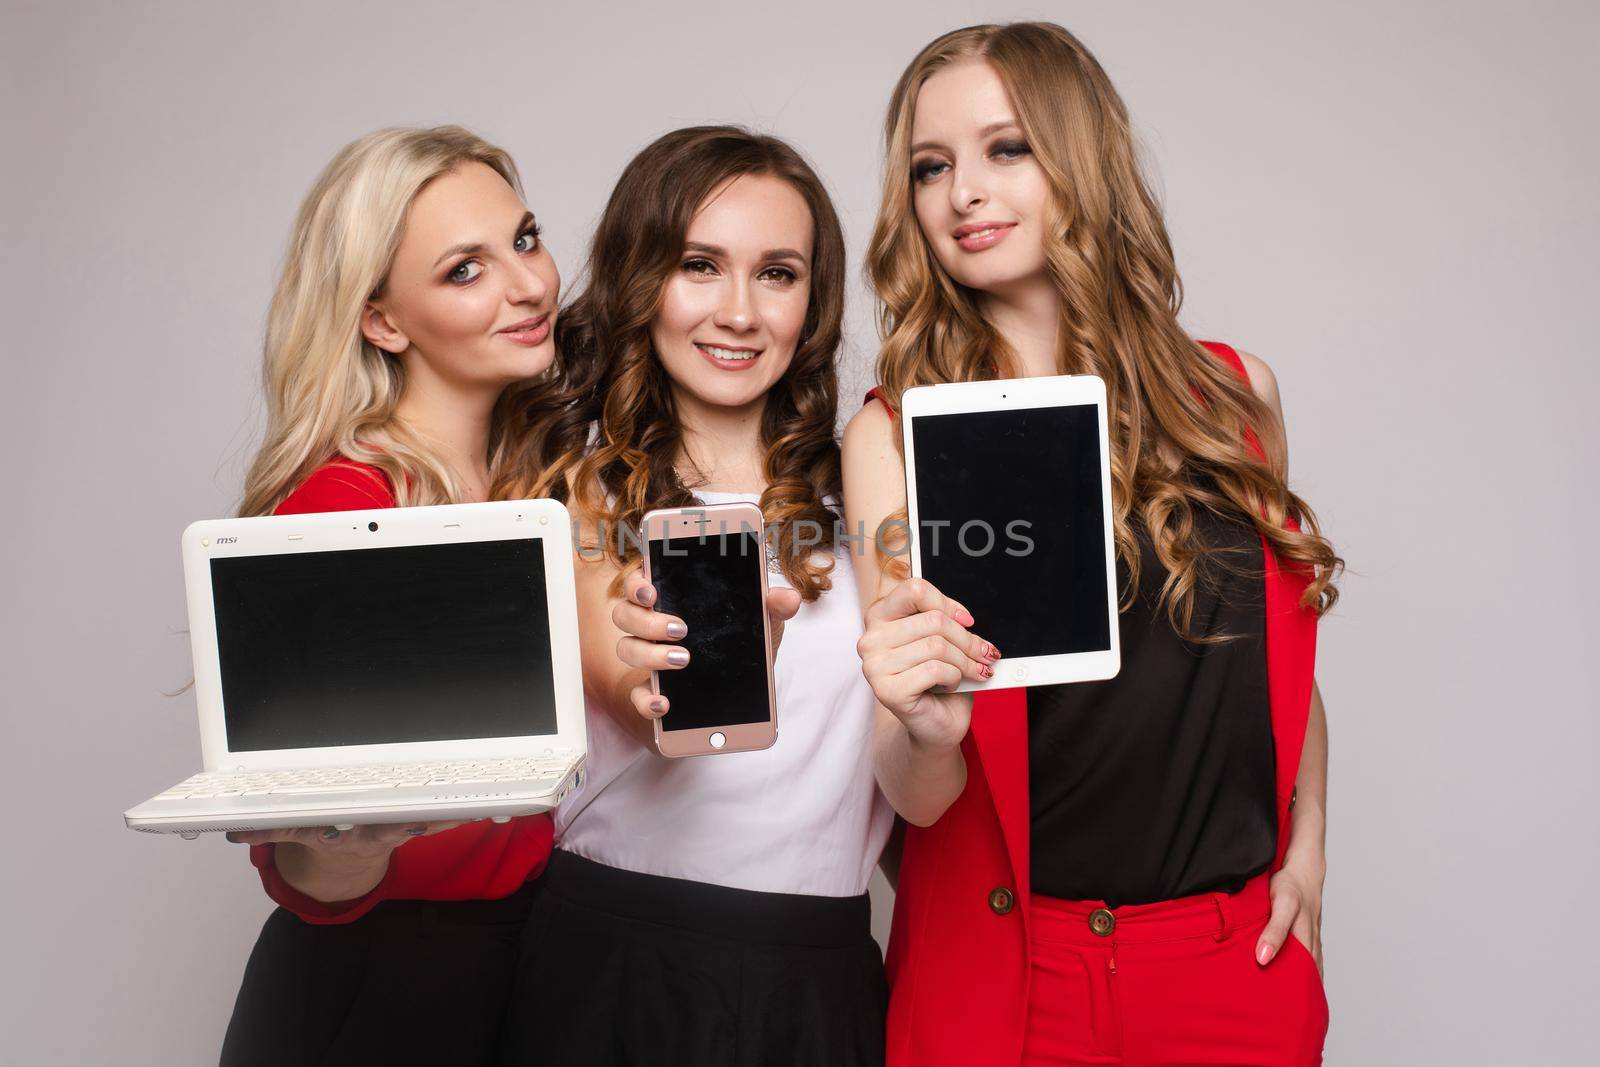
[909,403,1112,660]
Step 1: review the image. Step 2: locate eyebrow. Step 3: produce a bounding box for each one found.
[431,211,538,268]
[910,120,1021,155]
[684,241,808,264]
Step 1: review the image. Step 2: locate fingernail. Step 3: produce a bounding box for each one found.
[665,621,687,639]
[405,826,427,837]
[1257,943,1275,965]
[666,649,690,667]
[637,585,656,605]
[321,828,342,841]
[225,832,241,844]
[984,642,1001,662]
[957,609,975,627]
[649,698,666,716]
[980,663,994,679]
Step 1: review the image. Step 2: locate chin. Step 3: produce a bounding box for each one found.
[507,344,557,381]
[684,373,774,411]
[937,246,1048,296]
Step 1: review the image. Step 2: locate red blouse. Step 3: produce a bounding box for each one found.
[247,460,554,923]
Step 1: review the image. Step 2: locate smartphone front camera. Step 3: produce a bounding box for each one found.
[368,521,379,532]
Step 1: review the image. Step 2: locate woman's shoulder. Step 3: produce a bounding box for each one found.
[842,388,896,455]
[1199,341,1279,408]
[273,459,396,515]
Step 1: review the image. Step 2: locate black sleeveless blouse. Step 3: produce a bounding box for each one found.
[1028,504,1276,907]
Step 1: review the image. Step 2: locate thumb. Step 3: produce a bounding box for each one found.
[766,586,802,624]
[1255,885,1298,966]
[766,587,802,656]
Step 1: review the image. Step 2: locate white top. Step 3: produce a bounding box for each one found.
[556,491,894,897]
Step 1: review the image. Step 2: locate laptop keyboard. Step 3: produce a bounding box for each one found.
[156,754,578,800]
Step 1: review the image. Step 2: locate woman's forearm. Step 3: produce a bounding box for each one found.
[1285,679,1328,867]
[274,842,390,903]
[873,710,967,827]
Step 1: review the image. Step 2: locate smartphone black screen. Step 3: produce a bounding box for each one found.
[909,403,1112,660]
[647,531,771,731]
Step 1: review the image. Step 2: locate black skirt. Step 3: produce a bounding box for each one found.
[498,850,886,1067]
[221,881,538,1067]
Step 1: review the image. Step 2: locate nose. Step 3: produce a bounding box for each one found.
[950,160,987,215]
[505,256,550,308]
[712,276,758,334]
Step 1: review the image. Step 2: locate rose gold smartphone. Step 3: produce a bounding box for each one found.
[641,502,777,757]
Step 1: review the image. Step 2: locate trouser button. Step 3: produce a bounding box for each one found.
[1088,907,1115,937]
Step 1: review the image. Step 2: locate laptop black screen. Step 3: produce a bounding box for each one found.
[210,538,557,752]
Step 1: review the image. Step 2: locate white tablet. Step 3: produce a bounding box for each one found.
[901,375,1121,691]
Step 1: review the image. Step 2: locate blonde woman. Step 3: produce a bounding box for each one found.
[218,126,561,1067]
[845,24,1340,1066]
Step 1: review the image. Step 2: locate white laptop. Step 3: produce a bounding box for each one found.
[125,499,586,837]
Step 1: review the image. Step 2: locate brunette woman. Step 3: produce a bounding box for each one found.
[845,24,1341,1067]
[493,126,892,1067]
[219,125,561,1066]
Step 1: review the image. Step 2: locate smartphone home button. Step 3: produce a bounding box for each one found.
[709,732,727,749]
[1012,665,1028,681]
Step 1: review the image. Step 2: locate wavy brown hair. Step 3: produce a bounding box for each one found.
[493,126,845,601]
[869,22,1341,635]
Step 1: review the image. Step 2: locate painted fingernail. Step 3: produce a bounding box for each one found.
[666,649,690,667]
[984,642,1001,662]
[405,826,427,837]
[665,621,687,639]
[321,828,342,841]
[636,585,656,605]
[980,663,994,679]
[649,698,666,716]
[1257,943,1275,965]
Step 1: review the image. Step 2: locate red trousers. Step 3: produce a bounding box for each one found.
[1023,873,1328,1066]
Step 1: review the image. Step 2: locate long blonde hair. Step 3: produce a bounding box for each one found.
[240,126,526,516]
[870,23,1341,634]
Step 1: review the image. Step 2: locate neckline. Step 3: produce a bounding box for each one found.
[691,488,761,500]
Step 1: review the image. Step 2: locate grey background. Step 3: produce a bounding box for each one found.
[3,0,1595,1062]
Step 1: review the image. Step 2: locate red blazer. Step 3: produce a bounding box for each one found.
[248,460,554,923]
[870,344,1319,1066]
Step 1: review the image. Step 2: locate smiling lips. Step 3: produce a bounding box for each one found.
[498,315,551,346]
[695,342,763,371]
[953,221,1017,252]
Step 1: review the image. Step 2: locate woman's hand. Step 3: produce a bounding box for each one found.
[856,578,998,753]
[226,821,463,903]
[611,566,802,723]
[1256,848,1326,977]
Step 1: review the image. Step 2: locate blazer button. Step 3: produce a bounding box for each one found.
[1088,908,1115,937]
[988,887,1015,915]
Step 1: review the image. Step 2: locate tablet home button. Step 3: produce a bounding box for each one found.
[709,732,727,749]
[1012,666,1028,681]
